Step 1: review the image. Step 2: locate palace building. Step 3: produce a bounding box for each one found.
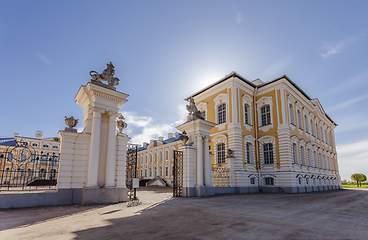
[137,72,341,193]
[0,131,60,188]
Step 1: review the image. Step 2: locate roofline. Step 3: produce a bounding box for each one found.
[185,72,338,126]
[184,72,256,101]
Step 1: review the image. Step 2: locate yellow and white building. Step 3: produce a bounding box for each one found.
[136,133,183,186]
[136,72,341,193]
[0,131,60,185]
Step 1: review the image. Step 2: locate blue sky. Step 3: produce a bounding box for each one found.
[0,1,367,180]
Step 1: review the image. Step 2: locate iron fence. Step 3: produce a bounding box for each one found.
[0,141,59,191]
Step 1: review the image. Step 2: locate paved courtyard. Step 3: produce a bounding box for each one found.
[1,187,368,239]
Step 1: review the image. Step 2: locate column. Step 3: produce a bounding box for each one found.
[87,108,104,187]
[196,134,203,187]
[105,112,118,187]
[204,135,212,187]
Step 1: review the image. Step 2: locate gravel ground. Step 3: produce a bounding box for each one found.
[1,187,368,240]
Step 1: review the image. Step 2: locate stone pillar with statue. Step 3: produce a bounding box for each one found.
[58,62,130,205]
[176,97,216,197]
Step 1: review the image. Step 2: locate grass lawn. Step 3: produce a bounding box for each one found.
[342,185,368,188]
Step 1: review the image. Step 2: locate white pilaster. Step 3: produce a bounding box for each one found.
[87,108,104,188]
[196,134,204,187]
[204,136,212,187]
[105,112,118,187]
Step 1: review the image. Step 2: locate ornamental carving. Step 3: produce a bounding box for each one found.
[117,115,128,133]
[65,116,78,129]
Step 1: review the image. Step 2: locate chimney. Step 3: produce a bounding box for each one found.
[35,131,43,138]
[13,133,20,137]
[168,133,174,139]
[158,136,164,141]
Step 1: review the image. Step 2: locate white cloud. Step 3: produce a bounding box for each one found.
[35,51,51,65]
[120,103,187,144]
[260,57,291,80]
[321,36,357,58]
[327,94,368,112]
[337,139,368,180]
[234,9,242,23]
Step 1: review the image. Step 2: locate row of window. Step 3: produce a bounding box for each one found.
[0,152,58,165]
[20,142,59,149]
[139,150,172,165]
[139,166,170,178]
[292,143,336,171]
[216,103,271,127]
[216,143,274,165]
[289,104,334,146]
[0,167,57,178]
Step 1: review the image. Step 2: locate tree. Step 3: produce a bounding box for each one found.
[350,173,367,187]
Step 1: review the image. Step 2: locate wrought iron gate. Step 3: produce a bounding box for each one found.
[0,141,59,191]
[126,144,139,205]
[173,150,183,197]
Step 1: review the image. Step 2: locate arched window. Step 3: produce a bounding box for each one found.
[316,123,319,139]
[289,104,295,125]
[298,177,302,185]
[149,155,152,162]
[263,143,273,164]
[293,143,298,164]
[307,149,311,166]
[145,156,147,163]
[154,153,157,162]
[218,103,226,124]
[261,105,271,126]
[319,153,322,168]
[314,152,317,168]
[310,120,314,136]
[244,104,250,125]
[159,167,162,176]
[165,167,168,176]
[165,151,168,160]
[297,110,302,129]
[217,143,226,164]
[154,167,157,177]
[149,168,152,177]
[145,169,147,177]
[50,169,56,179]
[250,178,256,185]
[300,146,305,165]
[304,116,309,133]
[160,152,162,161]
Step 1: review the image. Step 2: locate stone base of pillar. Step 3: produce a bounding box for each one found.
[72,187,127,205]
[196,186,215,197]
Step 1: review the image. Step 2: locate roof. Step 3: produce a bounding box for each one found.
[0,137,16,146]
[137,133,182,152]
[185,72,337,126]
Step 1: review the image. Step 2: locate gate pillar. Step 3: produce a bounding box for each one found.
[58,63,130,205]
[177,118,216,197]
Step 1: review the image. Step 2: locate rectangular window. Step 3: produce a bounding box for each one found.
[165,167,168,176]
[217,143,226,164]
[218,104,226,124]
[246,143,252,164]
[250,178,256,184]
[265,177,274,185]
[244,105,249,125]
[293,144,297,164]
[261,105,271,126]
[263,143,273,164]
[20,154,27,162]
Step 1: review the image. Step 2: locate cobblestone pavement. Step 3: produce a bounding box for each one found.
[1,187,368,239]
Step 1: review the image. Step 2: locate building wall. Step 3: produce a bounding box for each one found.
[190,74,341,191]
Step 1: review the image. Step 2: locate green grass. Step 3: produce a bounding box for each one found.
[342,185,368,188]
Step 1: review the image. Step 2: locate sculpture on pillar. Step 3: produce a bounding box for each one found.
[116,115,128,134]
[64,116,79,132]
[186,97,204,121]
[180,131,189,146]
[89,62,120,88]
